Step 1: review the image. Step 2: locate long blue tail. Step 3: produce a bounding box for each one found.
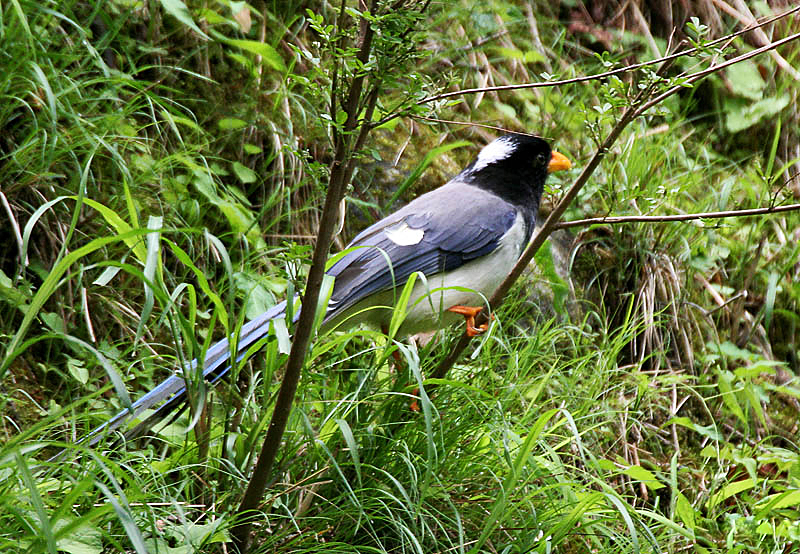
[84,300,291,446]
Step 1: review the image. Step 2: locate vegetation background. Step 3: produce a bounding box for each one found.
[1,0,799,552]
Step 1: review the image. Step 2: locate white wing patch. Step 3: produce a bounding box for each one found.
[385,221,424,246]
[471,136,516,172]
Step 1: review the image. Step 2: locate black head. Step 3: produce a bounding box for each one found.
[460,133,569,212]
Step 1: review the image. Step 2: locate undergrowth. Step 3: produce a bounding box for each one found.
[1,1,799,553]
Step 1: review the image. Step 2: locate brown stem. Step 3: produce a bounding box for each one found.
[430,25,800,382]
[230,1,378,550]
[415,4,800,106]
[431,65,656,380]
[555,203,800,229]
[634,29,800,116]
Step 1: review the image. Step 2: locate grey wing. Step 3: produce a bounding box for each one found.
[324,182,519,318]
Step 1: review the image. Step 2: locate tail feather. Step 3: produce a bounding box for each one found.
[84,300,290,446]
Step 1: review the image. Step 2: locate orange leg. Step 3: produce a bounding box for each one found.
[409,389,420,413]
[447,305,493,337]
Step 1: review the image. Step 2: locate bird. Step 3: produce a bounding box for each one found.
[85,133,571,444]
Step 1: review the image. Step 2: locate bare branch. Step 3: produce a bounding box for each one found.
[634,29,800,116]
[416,4,800,106]
[231,1,379,550]
[429,24,800,382]
[555,203,800,229]
[711,0,800,80]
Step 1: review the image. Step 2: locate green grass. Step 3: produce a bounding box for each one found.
[1,1,799,553]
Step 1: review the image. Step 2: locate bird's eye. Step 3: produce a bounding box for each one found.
[535,152,548,167]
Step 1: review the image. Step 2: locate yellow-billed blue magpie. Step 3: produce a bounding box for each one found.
[87,133,571,443]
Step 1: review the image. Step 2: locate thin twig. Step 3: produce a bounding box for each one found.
[712,0,800,80]
[231,1,379,550]
[634,29,800,115]
[554,203,800,229]
[430,25,800,382]
[415,4,800,106]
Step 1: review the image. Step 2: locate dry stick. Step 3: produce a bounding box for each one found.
[230,2,379,550]
[715,0,800,80]
[430,29,800,381]
[555,203,800,229]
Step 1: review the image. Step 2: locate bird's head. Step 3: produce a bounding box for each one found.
[462,133,571,209]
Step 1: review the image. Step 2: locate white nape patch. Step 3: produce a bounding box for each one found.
[471,136,517,172]
[385,221,424,246]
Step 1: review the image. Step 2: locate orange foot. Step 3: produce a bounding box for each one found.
[446,305,493,337]
[409,388,420,412]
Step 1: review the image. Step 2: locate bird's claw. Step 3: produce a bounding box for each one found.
[447,305,492,337]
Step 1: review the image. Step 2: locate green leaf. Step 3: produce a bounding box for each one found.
[667,417,723,441]
[675,493,697,530]
[232,161,257,184]
[726,60,765,100]
[707,479,756,512]
[272,317,291,355]
[41,312,65,333]
[218,117,247,130]
[756,490,800,514]
[226,52,250,68]
[734,360,780,379]
[725,94,790,133]
[93,266,121,287]
[80,197,147,263]
[134,216,163,347]
[56,521,103,554]
[716,341,756,362]
[191,172,265,249]
[0,269,29,310]
[163,239,228,329]
[336,419,362,487]
[622,464,665,490]
[167,114,203,132]
[218,37,286,71]
[233,271,283,319]
[158,0,209,39]
[717,369,746,425]
[764,271,778,332]
[66,357,88,385]
[199,7,227,25]
[388,272,419,338]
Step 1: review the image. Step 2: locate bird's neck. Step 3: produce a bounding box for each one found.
[461,167,543,235]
